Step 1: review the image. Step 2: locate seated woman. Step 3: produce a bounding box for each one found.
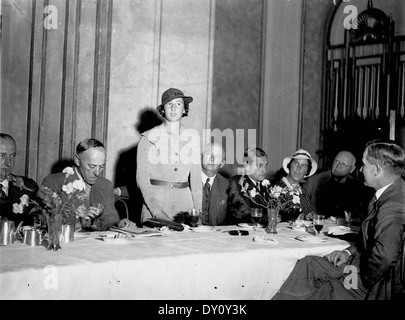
[273,149,317,222]
[136,88,202,222]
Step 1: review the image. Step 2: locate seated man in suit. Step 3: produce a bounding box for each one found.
[0,133,39,226]
[273,141,405,300]
[228,147,269,224]
[200,142,230,226]
[304,150,374,223]
[42,138,135,231]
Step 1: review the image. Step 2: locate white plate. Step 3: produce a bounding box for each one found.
[74,233,90,239]
[291,226,306,232]
[102,238,132,244]
[237,223,265,230]
[295,235,328,243]
[191,226,215,232]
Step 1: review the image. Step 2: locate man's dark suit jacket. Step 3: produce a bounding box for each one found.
[228,175,268,224]
[304,171,374,219]
[347,177,405,299]
[204,173,230,226]
[0,175,39,226]
[42,170,120,231]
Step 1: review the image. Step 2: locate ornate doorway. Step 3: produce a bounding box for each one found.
[320,0,405,169]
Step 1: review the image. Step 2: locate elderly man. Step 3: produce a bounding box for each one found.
[274,149,317,221]
[200,142,230,226]
[273,141,405,300]
[0,133,39,226]
[305,151,374,222]
[228,147,269,224]
[42,138,134,231]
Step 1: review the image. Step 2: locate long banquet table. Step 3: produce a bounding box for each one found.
[0,222,350,300]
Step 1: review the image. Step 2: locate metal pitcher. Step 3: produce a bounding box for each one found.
[0,220,16,246]
[59,224,74,243]
[22,227,46,246]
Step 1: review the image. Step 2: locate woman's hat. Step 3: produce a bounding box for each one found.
[157,88,193,109]
[282,149,317,177]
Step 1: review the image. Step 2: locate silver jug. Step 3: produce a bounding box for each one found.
[59,224,74,243]
[0,220,16,246]
[23,227,46,246]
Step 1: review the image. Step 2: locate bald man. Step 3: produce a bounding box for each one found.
[0,133,39,226]
[200,142,230,226]
[304,151,374,221]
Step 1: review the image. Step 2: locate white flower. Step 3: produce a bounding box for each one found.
[12,203,24,214]
[292,195,300,204]
[62,182,74,194]
[72,180,86,191]
[262,179,270,186]
[270,186,283,198]
[249,188,257,198]
[20,194,30,206]
[62,167,75,177]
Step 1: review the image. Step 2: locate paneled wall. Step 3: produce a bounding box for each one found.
[2,0,338,186]
[1,0,112,183]
[1,0,214,183]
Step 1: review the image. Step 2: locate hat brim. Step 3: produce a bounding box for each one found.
[282,156,317,178]
[157,96,193,109]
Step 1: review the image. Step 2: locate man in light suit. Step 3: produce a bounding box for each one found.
[42,138,134,231]
[201,142,230,226]
[0,133,39,226]
[273,141,405,300]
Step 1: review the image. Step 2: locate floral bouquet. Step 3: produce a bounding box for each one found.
[13,167,91,250]
[239,176,301,233]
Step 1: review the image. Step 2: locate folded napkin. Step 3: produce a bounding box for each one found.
[327,225,354,236]
[295,235,328,243]
[252,236,279,244]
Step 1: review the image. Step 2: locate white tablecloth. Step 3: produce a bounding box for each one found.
[0,223,350,300]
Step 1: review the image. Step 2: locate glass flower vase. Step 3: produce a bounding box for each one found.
[266,208,279,234]
[46,214,63,251]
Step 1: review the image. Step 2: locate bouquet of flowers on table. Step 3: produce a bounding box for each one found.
[239,176,301,233]
[12,167,92,250]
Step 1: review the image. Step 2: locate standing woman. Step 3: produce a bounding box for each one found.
[137,88,202,221]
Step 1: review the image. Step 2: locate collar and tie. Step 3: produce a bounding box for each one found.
[0,180,8,199]
[202,178,211,219]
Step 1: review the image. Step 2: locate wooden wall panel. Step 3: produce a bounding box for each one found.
[37,0,66,181]
[75,0,96,145]
[27,0,45,181]
[1,0,32,177]
[60,0,80,160]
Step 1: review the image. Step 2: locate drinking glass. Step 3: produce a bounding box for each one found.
[189,208,200,228]
[290,204,302,226]
[313,215,325,235]
[251,208,263,231]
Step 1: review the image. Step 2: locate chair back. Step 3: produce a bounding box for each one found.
[114,196,129,220]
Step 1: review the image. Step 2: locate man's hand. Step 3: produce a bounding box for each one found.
[325,250,350,267]
[118,218,136,228]
[83,205,103,221]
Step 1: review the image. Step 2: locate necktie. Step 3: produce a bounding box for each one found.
[202,178,211,216]
[0,185,6,199]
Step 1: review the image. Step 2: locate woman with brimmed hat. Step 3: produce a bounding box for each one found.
[274,149,317,221]
[136,88,202,221]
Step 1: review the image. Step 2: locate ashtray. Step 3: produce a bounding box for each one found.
[228,230,249,236]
